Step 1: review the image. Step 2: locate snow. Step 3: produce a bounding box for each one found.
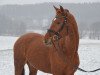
[0,36,100,75]
[0,36,19,50]
[27,29,45,34]
[80,39,100,44]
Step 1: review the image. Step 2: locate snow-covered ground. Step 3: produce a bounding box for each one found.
[0,36,100,75]
[0,36,19,50]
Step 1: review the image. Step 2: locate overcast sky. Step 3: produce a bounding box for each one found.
[0,0,100,5]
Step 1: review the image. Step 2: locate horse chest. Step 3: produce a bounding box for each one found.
[50,50,67,67]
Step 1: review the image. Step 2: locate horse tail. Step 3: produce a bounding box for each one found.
[78,67,100,72]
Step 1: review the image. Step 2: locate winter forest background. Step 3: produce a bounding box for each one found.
[0,2,100,39]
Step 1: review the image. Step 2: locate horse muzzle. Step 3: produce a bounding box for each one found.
[43,38,52,46]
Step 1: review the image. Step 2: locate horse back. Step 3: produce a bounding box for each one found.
[13,33,44,61]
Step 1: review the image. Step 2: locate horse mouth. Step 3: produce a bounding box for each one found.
[43,39,52,46]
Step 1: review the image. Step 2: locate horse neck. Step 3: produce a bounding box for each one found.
[68,14,79,49]
[60,21,79,52]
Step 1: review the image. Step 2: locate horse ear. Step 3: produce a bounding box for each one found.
[60,5,64,13]
[53,5,59,11]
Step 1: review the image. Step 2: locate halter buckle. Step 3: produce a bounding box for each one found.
[52,35,59,41]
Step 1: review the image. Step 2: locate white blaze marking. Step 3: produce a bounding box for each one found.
[53,18,56,21]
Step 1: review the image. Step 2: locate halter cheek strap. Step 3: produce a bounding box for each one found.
[47,29,62,40]
[47,15,68,41]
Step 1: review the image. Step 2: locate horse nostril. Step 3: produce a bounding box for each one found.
[44,39,52,46]
[44,39,48,44]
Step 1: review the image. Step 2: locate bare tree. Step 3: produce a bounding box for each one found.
[78,22,88,39]
[89,22,100,40]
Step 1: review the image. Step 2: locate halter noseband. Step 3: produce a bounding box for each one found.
[47,15,68,40]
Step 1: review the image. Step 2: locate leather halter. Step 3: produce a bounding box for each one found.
[47,15,68,40]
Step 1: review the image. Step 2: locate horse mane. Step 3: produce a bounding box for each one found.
[66,10,79,52]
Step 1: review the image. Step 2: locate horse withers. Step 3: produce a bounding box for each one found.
[14,6,79,75]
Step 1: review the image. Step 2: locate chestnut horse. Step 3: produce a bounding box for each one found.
[14,5,79,75]
[14,6,100,75]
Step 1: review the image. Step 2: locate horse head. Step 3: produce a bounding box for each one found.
[44,5,70,45]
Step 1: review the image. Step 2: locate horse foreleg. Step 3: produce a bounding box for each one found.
[14,59,25,75]
[27,62,37,75]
